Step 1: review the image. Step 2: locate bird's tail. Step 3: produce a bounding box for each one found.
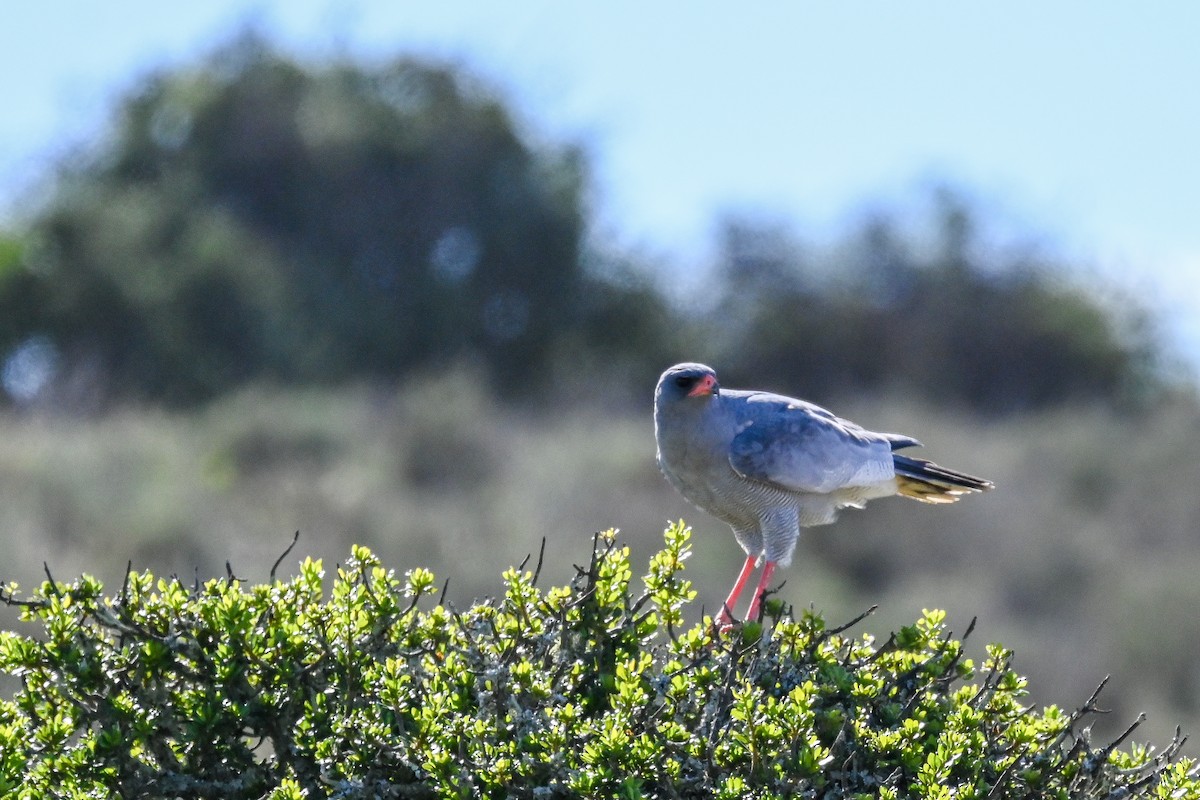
[893,454,993,504]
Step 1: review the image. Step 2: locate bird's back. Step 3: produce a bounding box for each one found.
[720,389,901,496]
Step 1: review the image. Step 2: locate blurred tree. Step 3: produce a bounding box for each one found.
[0,33,634,406]
[707,191,1163,414]
[0,232,26,341]
[0,32,1166,413]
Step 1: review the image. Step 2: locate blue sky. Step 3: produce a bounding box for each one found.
[4,2,1199,364]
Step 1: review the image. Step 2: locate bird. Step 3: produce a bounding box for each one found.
[653,362,993,628]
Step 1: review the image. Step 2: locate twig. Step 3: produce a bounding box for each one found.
[1098,712,1146,762]
[0,583,45,610]
[531,537,547,587]
[118,560,133,606]
[42,562,62,598]
[985,742,1031,799]
[270,530,301,583]
[1078,676,1111,717]
[824,605,878,638]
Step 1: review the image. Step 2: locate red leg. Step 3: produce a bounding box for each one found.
[744,561,777,623]
[715,555,758,628]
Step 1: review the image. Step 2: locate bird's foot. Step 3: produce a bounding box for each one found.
[712,609,738,634]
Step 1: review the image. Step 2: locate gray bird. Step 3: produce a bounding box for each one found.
[654,363,993,627]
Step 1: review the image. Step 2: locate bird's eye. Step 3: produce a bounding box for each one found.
[674,376,694,389]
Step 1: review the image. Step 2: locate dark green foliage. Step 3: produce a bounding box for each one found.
[708,194,1162,414]
[2,525,1195,798]
[2,33,612,404]
[0,32,1169,411]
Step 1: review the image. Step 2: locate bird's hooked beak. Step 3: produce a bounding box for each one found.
[687,374,719,397]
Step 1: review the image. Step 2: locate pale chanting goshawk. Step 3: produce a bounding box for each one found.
[654,363,993,628]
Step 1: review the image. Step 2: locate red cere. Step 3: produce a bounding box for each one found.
[687,374,718,397]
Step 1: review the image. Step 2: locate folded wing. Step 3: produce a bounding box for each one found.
[727,392,902,494]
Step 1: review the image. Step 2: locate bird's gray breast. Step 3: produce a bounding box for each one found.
[655,403,787,527]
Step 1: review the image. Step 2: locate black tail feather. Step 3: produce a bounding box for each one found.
[893,454,993,503]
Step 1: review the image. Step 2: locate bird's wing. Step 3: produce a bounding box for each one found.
[727,391,898,494]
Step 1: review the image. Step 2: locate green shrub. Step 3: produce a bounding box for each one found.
[1,524,1196,799]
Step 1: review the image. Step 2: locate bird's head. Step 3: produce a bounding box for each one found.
[656,363,720,405]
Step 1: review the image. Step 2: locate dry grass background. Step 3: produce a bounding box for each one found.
[2,366,1198,753]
